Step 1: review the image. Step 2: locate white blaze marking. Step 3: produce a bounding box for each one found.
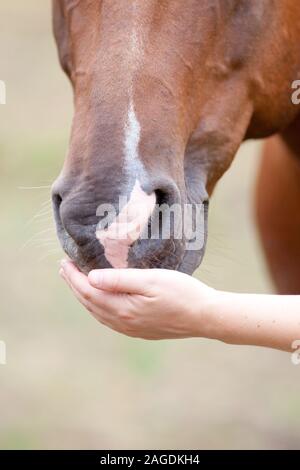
[96,2,154,268]
[124,0,143,166]
[96,180,156,268]
[130,29,141,60]
[123,0,143,169]
[124,100,141,164]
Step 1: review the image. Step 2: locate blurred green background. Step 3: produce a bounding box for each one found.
[1,0,299,450]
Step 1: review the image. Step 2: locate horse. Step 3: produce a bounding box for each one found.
[51,0,300,293]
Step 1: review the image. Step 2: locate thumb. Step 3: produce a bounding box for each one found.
[88,269,154,295]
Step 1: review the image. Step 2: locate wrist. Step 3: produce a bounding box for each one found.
[193,288,232,342]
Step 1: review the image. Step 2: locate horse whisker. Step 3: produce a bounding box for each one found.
[18,185,52,190]
[38,248,62,262]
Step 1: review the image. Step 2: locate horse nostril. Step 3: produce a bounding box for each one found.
[52,193,62,211]
[155,188,169,206]
[54,193,62,208]
[52,192,63,223]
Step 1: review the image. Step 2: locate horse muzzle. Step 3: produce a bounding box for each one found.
[51,175,208,275]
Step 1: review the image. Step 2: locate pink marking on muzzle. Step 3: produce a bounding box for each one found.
[96,180,156,268]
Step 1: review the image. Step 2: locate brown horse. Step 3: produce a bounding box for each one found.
[51,0,300,293]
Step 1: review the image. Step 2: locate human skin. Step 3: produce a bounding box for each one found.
[60,259,300,352]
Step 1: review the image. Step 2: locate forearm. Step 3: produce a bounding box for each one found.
[203,292,300,352]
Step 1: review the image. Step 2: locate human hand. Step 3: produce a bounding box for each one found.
[59,259,217,340]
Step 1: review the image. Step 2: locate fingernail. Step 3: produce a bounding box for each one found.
[88,270,103,286]
[61,259,67,268]
[59,268,65,278]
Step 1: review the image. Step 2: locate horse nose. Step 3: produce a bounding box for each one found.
[95,180,155,268]
[51,175,184,270]
[52,179,97,246]
[96,178,182,269]
[52,189,62,225]
[51,182,63,232]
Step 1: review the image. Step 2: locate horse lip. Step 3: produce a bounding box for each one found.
[53,200,209,273]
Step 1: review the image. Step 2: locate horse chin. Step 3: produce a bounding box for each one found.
[177,248,206,275]
[57,225,207,275]
[59,235,206,275]
[67,248,205,277]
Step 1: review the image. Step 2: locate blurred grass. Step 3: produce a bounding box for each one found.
[0,0,300,450]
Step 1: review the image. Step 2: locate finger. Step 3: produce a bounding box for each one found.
[60,260,121,313]
[60,267,90,306]
[60,267,114,327]
[60,268,143,337]
[61,259,97,301]
[88,268,155,295]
